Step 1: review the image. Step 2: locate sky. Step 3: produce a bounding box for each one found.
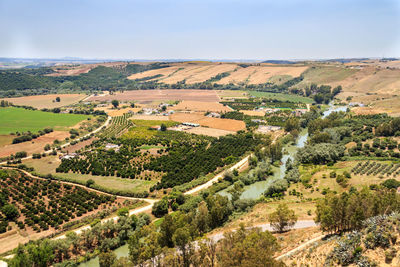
[0,0,400,60]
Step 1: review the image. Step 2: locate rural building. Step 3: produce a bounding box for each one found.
[251,119,267,123]
[207,112,221,118]
[60,153,78,160]
[105,143,120,151]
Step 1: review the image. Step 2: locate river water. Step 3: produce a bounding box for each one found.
[80,103,347,266]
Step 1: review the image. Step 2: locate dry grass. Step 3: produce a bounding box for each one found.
[174,101,232,112]
[0,131,70,157]
[216,90,248,99]
[107,107,142,117]
[130,114,171,121]
[1,94,87,109]
[217,66,308,85]
[240,110,265,116]
[184,63,237,84]
[127,65,183,81]
[47,61,128,76]
[88,89,220,102]
[185,126,235,137]
[170,112,245,131]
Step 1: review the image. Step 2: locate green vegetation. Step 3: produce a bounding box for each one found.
[123,119,178,139]
[247,91,313,103]
[0,107,90,134]
[0,169,117,234]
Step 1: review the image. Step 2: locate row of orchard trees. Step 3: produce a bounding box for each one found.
[316,187,400,233]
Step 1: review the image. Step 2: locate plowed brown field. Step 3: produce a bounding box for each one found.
[174,101,231,112]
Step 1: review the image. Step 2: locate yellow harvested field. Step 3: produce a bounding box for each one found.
[184,64,237,84]
[88,89,220,102]
[240,110,265,116]
[174,101,231,112]
[217,66,308,84]
[1,94,87,109]
[127,66,183,80]
[216,90,248,99]
[185,126,235,137]
[130,115,171,121]
[107,107,142,117]
[170,112,245,131]
[170,113,205,123]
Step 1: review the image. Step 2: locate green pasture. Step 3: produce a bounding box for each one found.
[0,107,90,134]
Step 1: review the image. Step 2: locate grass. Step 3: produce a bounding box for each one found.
[139,145,164,150]
[0,135,14,147]
[123,120,178,139]
[0,107,90,134]
[247,91,313,104]
[1,94,87,109]
[298,66,358,87]
[23,156,156,195]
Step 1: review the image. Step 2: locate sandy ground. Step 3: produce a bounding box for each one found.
[88,89,220,102]
[174,101,232,112]
[107,107,142,116]
[185,126,236,137]
[0,131,70,157]
[1,94,87,109]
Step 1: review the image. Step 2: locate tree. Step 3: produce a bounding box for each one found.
[55,97,60,102]
[159,214,176,248]
[44,144,51,151]
[99,251,116,267]
[284,117,300,133]
[173,227,193,267]
[217,225,283,267]
[160,124,167,131]
[227,181,244,203]
[130,102,135,108]
[111,100,119,108]
[117,207,129,217]
[268,203,298,233]
[2,204,19,220]
[86,179,95,188]
[152,198,169,217]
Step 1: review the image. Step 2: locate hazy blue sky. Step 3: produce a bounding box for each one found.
[1,0,399,60]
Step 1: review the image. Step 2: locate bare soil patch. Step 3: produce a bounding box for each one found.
[1,94,87,109]
[47,61,128,76]
[174,101,231,112]
[185,126,235,137]
[88,89,220,102]
[240,110,265,116]
[130,114,171,121]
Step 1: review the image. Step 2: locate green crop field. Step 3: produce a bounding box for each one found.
[247,91,313,104]
[0,107,90,134]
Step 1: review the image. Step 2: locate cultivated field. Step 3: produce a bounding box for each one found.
[173,101,231,112]
[23,156,157,195]
[107,107,142,117]
[185,126,236,137]
[216,65,308,85]
[240,110,265,116]
[0,107,90,134]
[247,91,314,103]
[128,62,238,84]
[0,94,87,109]
[170,113,246,131]
[216,90,248,99]
[88,89,220,102]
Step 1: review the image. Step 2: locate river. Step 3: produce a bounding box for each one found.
[80,103,347,266]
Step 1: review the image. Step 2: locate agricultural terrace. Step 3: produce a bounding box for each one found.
[0,107,90,135]
[56,119,267,190]
[0,169,125,235]
[0,94,87,109]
